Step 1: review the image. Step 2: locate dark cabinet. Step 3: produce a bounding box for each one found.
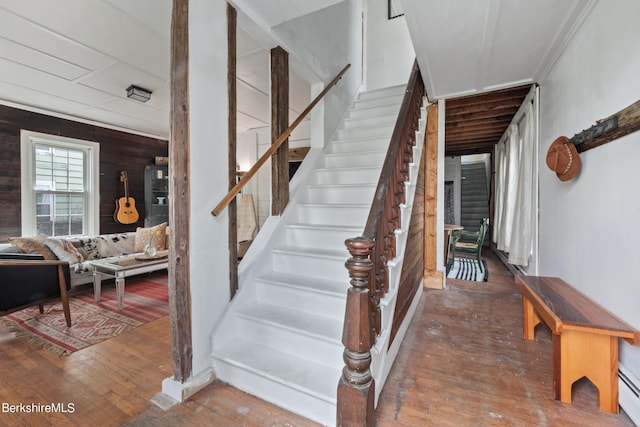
[144,164,169,227]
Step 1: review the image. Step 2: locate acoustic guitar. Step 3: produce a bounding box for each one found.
[114,171,139,224]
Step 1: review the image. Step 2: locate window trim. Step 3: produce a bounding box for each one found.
[20,130,100,237]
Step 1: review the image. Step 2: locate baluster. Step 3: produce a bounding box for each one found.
[338,237,375,426]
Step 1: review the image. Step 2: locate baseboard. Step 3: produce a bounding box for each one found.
[423,270,444,289]
[619,363,640,425]
[490,245,525,277]
[161,368,215,403]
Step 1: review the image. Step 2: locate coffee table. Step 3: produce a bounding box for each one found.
[91,251,168,310]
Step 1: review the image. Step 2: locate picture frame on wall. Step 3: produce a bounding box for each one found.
[388,0,404,19]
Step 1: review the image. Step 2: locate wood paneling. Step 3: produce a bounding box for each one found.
[0,105,168,242]
[389,140,425,345]
[445,85,531,156]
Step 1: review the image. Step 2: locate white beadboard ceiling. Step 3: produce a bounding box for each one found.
[0,0,597,139]
[0,0,311,140]
[402,0,597,100]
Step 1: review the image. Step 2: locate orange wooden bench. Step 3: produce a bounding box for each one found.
[516,275,640,413]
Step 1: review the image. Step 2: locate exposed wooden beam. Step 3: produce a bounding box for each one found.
[446,105,521,121]
[169,0,192,382]
[572,99,640,153]
[271,46,289,215]
[446,98,525,117]
[424,103,443,289]
[446,115,514,129]
[227,3,238,298]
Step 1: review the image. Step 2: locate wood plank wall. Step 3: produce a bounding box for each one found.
[389,139,426,346]
[0,105,168,242]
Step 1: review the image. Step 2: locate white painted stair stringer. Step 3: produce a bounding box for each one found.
[211,85,419,426]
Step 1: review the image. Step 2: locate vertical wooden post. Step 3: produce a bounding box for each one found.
[227,3,238,298]
[423,103,443,289]
[169,0,192,382]
[338,237,375,427]
[271,46,289,215]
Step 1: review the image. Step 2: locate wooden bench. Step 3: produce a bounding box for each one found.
[516,275,640,413]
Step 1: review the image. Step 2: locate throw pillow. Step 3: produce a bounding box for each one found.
[44,238,84,264]
[9,235,58,260]
[96,233,134,258]
[134,222,168,253]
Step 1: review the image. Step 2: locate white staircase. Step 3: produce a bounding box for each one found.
[211,85,407,426]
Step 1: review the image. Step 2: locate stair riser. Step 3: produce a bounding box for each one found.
[336,126,392,141]
[354,94,404,110]
[315,168,380,185]
[297,205,369,226]
[213,359,337,426]
[349,103,402,119]
[307,185,376,204]
[329,138,390,154]
[286,227,360,251]
[324,152,386,168]
[272,251,347,279]
[258,282,347,320]
[236,316,343,367]
[342,115,396,129]
[358,86,405,101]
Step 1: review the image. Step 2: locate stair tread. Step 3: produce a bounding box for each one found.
[214,339,341,402]
[325,149,387,158]
[316,165,381,173]
[343,113,398,125]
[287,222,362,232]
[257,271,348,296]
[308,183,377,189]
[331,135,391,144]
[273,245,348,260]
[238,302,343,343]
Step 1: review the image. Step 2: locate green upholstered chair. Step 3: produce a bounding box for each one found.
[450,218,489,273]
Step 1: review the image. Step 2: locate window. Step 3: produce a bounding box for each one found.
[21,131,99,237]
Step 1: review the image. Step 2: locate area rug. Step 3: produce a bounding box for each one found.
[0,273,168,355]
[446,257,488,282]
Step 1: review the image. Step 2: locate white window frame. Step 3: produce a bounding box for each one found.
[20,130,100,237]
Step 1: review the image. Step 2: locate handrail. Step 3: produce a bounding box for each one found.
[212,63,351,216]
[363,60,421,241]
[338,59,424,426]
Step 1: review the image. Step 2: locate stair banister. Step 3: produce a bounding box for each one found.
[339,60,425,426]
[212,63,351,217]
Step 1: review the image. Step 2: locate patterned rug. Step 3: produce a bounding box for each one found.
[0,272,168,355]
[446,257,489,282]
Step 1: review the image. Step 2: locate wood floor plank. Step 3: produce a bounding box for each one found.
[0,261,635,426]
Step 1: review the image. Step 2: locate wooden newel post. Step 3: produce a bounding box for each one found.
[338,237,376,427]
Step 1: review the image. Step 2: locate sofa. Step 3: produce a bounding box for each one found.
[0,223,168,288]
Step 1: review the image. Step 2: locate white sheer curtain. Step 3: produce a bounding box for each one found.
[493,96,536,267]
[497,124,519,252]
[492,142,505,246]
[508,103,535,266]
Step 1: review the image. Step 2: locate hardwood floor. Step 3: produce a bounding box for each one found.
[0,254,635,426]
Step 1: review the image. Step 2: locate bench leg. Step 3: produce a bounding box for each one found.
[554,330,619,414]
[522,295,541,340]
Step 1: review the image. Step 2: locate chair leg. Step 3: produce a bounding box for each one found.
[57,265,72,328]
[477,253,483,273]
